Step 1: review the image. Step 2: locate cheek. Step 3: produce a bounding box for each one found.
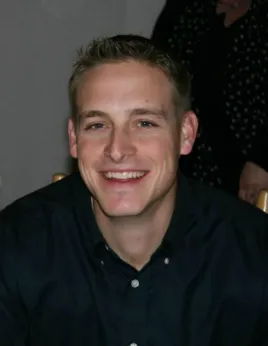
[140,137,178,167]
[77,135,104,154]
[76,138,102,168]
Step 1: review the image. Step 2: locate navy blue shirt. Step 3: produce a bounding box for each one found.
[0,173,268,346]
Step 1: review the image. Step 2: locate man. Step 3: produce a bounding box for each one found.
[0,35,268,346]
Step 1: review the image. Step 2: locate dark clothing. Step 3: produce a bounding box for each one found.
[152,0,268,194]
[1,172,268,346]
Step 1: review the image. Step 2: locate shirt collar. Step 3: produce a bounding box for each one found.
[69,171,192,253]
[161,173,192,253]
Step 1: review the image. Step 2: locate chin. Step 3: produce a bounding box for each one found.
[100,203,145,218]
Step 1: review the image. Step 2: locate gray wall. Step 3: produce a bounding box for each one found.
[0,0,165,209]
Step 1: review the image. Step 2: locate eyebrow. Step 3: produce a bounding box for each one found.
[79,107,167,120]
[129,107,167,119]
[79,110,107,119]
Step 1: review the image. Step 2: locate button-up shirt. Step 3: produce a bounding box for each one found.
[1,173,268,345]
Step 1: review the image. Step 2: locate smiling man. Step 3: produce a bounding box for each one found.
[68,49,196,269]
[1,35,268,346]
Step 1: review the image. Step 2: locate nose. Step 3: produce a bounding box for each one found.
[104,127,136,162]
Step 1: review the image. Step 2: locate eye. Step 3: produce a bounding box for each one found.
[84,123,105,131]
[137,120,156,128]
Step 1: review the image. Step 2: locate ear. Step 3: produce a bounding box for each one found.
[179,111,198,155]
[68,118,78,158]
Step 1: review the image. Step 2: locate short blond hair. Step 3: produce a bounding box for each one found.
[68,34,191,125]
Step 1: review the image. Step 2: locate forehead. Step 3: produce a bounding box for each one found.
[76,61,174,112]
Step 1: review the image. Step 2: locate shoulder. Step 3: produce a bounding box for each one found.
[1,173,75,215]
[185,177,268,235]
[0,172,87,241]
[178,176,268,275]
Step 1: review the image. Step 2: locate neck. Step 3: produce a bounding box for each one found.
[93,183,177,271]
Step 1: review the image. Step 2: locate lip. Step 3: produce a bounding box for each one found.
[99,170,149,183]
[99,169,149,173]
[99,170,149,175]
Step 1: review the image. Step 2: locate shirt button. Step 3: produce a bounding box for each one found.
[101,260,104,265]
[164,258,170,265]
[131,279,139,288]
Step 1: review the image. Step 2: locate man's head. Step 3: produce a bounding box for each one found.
[68,34,197,218]
[68,34,191,128]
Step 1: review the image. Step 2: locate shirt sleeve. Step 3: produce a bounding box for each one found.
[243,9,268,172]
[223,8,268,172]
[0,210,28,345]
[258,263,268,345]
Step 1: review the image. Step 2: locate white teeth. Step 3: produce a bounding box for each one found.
[104,172,145,179]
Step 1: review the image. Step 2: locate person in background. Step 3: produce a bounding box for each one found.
[152,0,268,204]
[0,35,268,346]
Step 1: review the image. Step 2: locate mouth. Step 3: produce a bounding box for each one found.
[102,171,148,181]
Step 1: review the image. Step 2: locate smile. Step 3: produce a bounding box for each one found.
[103,171,146,180]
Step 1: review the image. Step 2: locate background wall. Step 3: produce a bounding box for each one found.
[0,0,165,209]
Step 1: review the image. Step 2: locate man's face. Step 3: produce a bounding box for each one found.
[68,61,197,217]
